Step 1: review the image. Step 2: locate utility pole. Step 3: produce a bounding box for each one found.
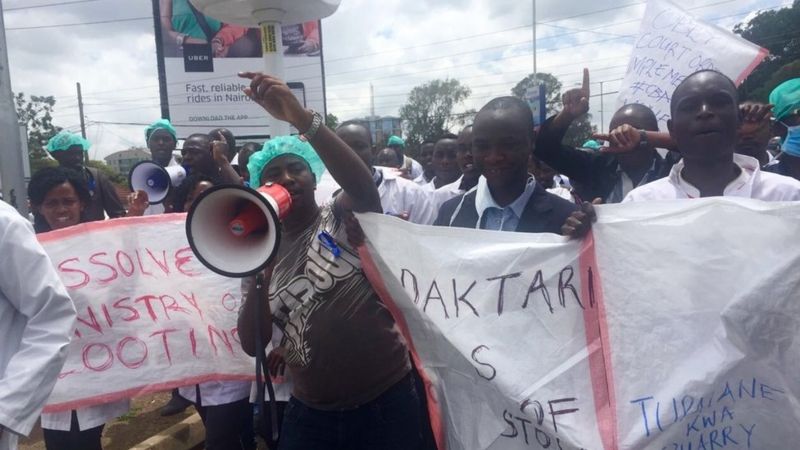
[370,83,375,117]
[532,0,537,77]
[0,0,28,215]
[77,82,86,138]
[599,81,605,131]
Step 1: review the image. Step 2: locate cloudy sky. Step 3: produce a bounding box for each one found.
[3,0,792,161]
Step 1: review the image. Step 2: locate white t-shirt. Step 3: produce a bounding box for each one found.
[623,154,800,202]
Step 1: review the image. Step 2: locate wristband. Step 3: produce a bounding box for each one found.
[638,130,649,148]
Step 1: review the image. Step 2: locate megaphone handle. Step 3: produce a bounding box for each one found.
[253,274,280,442]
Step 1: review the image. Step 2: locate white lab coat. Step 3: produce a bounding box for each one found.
[377,167,437,225]
[0,202,76,449]
[41,400,130,432]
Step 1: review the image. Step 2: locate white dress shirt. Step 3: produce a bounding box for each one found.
[413,172,433,186]
[474,176,537,231]
[623,154,800,202]
[0,202,76,447]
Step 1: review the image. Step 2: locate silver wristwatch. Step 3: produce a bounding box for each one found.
[301,110,323,142]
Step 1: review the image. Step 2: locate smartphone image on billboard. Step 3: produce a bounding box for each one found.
[288,82,307,108]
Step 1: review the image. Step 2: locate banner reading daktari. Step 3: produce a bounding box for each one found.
[357,198,800,450]
[38,215,253,413]
[616,0,768,131]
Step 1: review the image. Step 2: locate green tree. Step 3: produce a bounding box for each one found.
[15,93,62,162]
[325,113,340,129]
[734,1,800,101]
[747,60,800,102]
[511,72,563,116]
[399,79,471,147]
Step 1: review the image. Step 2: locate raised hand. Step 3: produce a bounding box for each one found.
[238,72,312,132]
[211,131,230,165]
[559,68,591,123]
[740,103,773,124]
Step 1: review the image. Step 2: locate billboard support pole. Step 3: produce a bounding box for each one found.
[258,21,290,138]
[152,0,171,121]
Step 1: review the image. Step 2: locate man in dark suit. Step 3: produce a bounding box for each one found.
[435,96,577,232]
[534,69,670,203]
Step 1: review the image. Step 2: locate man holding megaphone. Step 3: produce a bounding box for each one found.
[235,72,424,449]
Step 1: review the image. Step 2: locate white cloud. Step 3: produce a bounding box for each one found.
[2,0,786,160]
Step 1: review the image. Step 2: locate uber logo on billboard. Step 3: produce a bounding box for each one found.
[183,44,214,72]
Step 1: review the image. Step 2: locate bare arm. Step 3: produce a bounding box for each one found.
[238,72,380,213]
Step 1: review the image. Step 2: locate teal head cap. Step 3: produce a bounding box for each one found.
[247,135,326,187]
[46,130,91,153]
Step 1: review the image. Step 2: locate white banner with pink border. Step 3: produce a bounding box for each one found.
[358,198,800,450]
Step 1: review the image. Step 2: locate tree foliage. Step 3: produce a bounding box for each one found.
[15,93,62,162]
[399,79,471,147]
[511,72,563,116]
[562,114,597,148]
[86,160,125,185]
[325,113,340,130]
[734,1,800,101]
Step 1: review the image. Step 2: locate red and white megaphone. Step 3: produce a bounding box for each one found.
[185,183,292,277]
[128,161,187,204]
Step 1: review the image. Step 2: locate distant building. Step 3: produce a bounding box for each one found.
[105,148,151,175]
[365,116,403,148]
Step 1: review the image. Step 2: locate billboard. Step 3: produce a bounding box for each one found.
[152,0,327,138]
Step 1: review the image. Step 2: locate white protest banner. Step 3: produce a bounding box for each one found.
[357,198,800,450]
[38,215,254,413]
[616,0,768,130]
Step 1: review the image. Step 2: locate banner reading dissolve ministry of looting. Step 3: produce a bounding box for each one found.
[154,0,326,137]
[357,199,800,450]
[616,0,768,131]
[39,214,252,413]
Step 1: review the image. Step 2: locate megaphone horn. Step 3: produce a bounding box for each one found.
[185,183,292,278]
[128,161,187,204]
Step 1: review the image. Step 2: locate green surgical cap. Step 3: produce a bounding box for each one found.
[387,135,405,148]
[145,119,177,142]
[582,139,601,150]
[46,131,91,153]
[248,136,326,186]
[769,78,800,121]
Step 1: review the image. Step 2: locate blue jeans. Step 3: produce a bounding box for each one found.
[278,372,423,450]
